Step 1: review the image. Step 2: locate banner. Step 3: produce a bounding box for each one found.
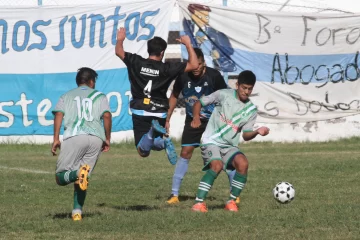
[179,1,360,123]
[0,0,175,135]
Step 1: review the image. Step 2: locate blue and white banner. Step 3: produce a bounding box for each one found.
[179,1,360,123]
[0,0,175,135]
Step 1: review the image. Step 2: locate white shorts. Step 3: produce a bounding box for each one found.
[55,134,103,175]
[201,144,244,173]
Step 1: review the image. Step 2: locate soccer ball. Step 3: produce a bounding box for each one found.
[273,182,295,204]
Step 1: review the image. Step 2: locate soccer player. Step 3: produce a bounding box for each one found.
[190,70,270,212]
[165,48,229,204]
[115,27,198,165]
[51,67,112,221]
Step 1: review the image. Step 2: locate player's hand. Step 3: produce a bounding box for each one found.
[257,126,270,136]
[102,139,110,152]
[191,117,201,128]
[165,120,170,134]
[117,27,126,41]
[51,139,61,156]
[176,35,191,46]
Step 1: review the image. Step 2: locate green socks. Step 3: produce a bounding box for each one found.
[55,170,78,186]
[229,172,247,201]
[195,169,218,203]
[74,184,87,210]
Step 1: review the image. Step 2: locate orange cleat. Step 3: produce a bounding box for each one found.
[191,202,208,213]
[224,200,238,212]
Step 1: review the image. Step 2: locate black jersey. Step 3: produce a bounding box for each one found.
[173,67,227,119]
[123,52,187,115]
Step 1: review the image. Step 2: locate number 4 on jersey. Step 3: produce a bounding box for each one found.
[144,80,153,98]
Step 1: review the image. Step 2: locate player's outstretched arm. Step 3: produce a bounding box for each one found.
[51,112,63,156]
[176,35,199,72]
[165,93,178,132]
[102,112,112,152]
[242,127,270,141]
[115,27,126,60]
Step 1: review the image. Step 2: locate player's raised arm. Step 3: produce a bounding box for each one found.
[115,27,126,60]
[176,35,199,72]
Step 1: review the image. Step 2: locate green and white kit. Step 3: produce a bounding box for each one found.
[52,86,110,141]
[199,89,257,171]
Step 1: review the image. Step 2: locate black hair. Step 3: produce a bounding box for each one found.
[194,47,204,61]
[76,67,98,86]
[147,36,167,56]
[237,70,256,85]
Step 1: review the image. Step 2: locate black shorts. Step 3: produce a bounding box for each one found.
[132,114,166,147]
[181,116,208,147]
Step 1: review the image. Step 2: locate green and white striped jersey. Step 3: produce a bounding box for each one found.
[52,86,111,141]
[199,89,257,147]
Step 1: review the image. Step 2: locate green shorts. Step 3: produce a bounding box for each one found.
[200,144,244,173]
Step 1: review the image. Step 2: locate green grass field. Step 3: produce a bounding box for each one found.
[1,138,359,240]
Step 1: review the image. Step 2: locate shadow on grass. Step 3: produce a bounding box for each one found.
[155,194,216,202]
[97,203,160,211]
[208,204,226,210]
[49,211,102,219]
[94,195,218,211]
[178,195,196,201]
[178,195,217,201]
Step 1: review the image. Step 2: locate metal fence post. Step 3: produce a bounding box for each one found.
[222,0,229,84]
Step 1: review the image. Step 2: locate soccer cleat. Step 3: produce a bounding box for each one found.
[224,200,238,212]
[191,202,208,212]
[236,197,241,204]
[164,138,177,165]
[151,120,167,134]
[166,194,180,204]
[72,213,82,221]
[78,164,91,191]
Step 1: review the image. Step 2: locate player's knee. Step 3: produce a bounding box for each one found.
[55,175,61,185]
[180,146,195,159]
[180,150,193,160]
[137,147,150,158]
[233,154,248,174]
[55,175,66,186]
[210,160,223,174]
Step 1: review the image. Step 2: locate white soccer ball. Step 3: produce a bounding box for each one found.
[273,182,295,204]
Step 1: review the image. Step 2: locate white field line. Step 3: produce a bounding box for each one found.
[0,166,52,174]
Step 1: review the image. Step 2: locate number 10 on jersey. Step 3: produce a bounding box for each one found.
[74,96,94,121]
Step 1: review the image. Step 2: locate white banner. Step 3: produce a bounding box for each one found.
[0,0,174,74]
[179,1,360,123]
[0,0,174,135]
